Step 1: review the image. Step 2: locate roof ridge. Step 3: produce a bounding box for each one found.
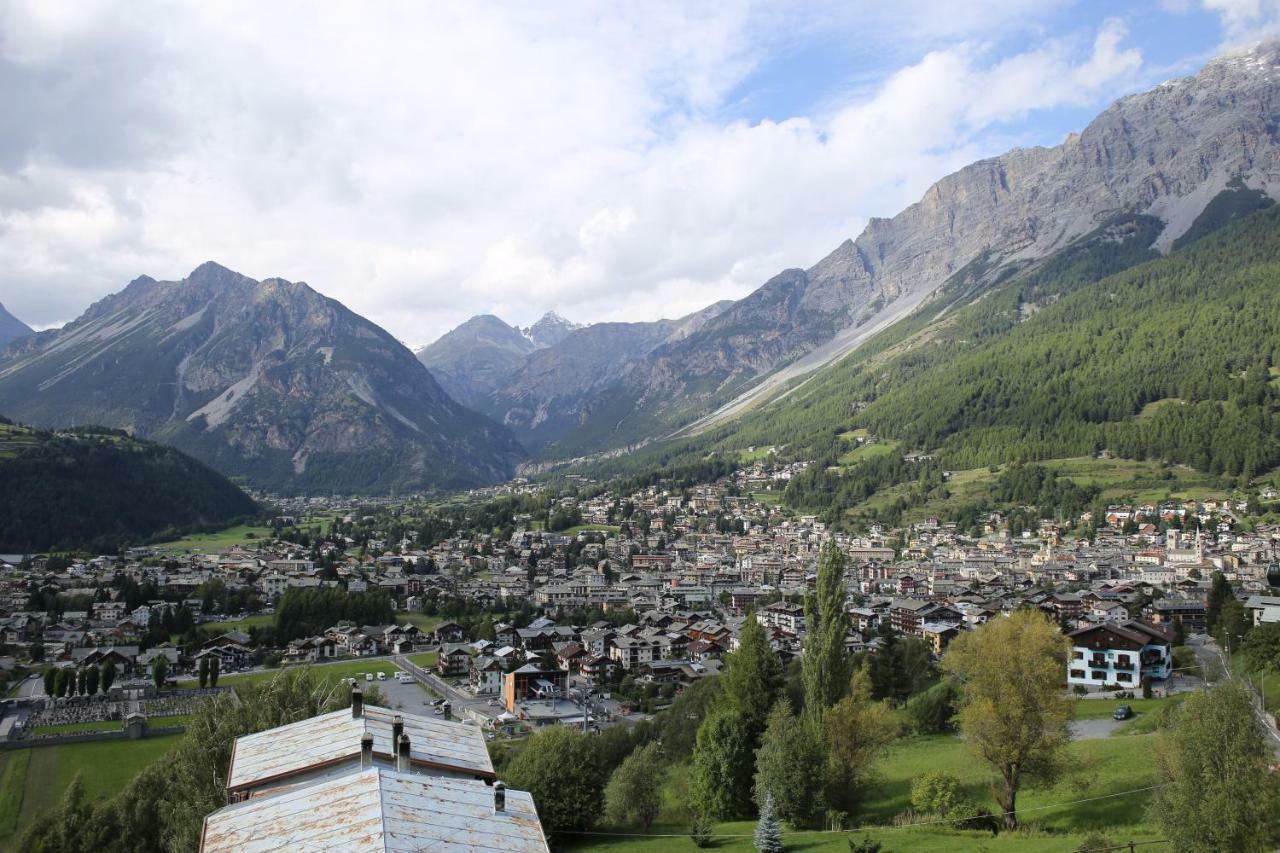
[375,767,390,852]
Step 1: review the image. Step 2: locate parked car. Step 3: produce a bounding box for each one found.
[1113,704,1133,720]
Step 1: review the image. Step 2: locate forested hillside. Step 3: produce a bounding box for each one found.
[0,418,259,552]
[575,200,1280,517]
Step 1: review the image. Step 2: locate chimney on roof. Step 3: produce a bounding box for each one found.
[442,701,451,721]
[360,732,374,770]
[396,733,411,772]
[494,781,506,813]
[352,686,364,719]
[392,714,403,743]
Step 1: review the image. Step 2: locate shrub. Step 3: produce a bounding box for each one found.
[689,812,715,848]
[910,771,963,816]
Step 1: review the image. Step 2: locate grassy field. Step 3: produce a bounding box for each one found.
[0,752,28,840]
[558,524,623,537]
[569,732,1164,852]
[407,652,439,668]
[736,446,777,462]
[837,440,900,466]
[399,612,444,632]
[748,490,787,506]
[202,613,274,633]
[152,523,274,552]
[0,734,182,850]
[179,659,404,690]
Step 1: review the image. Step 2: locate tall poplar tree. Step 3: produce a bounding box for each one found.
[803,541,850,719]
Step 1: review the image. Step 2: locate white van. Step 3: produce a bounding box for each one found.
[377,671,387,681]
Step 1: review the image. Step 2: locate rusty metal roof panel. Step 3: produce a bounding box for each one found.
[226,705,493,791]
[202,767,549,852]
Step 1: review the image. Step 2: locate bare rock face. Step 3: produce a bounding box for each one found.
[416,314,536,408]
[521,312,582,349]
[0,262,524,492]
[540,41,1280,458]
[0,302,33,350]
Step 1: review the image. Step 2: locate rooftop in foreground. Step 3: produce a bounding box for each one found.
[202,766,548,853]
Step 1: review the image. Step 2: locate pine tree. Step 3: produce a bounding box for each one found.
[754,792,783,853]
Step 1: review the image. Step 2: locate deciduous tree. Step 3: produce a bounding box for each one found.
[604,741,664,832]
[1149,680,1280,851]
[802,541,849,718]
[942,610,1071,828]
[505,725,606,838]
[822,691,898,815]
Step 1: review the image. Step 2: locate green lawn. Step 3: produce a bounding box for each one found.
[0,735,182,850]
[0,752,28,840]
[748,491,786,506]
[736,446,776,462]
[571,732,1163,852]
[399,613,444,632]
[837,440,900,466]
[152,523,273,552]
[557,524,622,537]
[203,614,274,633]
[407,652,439,669]
[179,659,403,690]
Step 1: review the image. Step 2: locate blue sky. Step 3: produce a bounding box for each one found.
[0,0,1274,344]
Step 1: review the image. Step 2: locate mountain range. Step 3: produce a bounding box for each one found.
[4,43,1280,494]
[422,42,1280,468]
[0,262,522,493]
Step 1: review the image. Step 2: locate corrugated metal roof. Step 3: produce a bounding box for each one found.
[202,767,549,852]
[226,705,494,792]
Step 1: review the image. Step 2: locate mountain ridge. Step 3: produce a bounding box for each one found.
[0,262,524,493]
[0,302,33,350]
[529,39,1280,461]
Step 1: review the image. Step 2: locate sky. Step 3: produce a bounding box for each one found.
[0,0,1275,348]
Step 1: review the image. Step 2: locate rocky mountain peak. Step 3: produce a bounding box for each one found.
[0,301,33,349]
[0,266,523,492]
[522,311,582,349]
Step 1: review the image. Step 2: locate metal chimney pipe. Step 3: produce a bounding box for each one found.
[396,733,411,772]
[352,686,364,719]
[392,714,403,743]
[494,781,506,813]
[442,701,451,721]
[360,732,374,770]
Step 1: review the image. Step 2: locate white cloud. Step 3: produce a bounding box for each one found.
[0,1,1157,347]
[1200,0,1280,43]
